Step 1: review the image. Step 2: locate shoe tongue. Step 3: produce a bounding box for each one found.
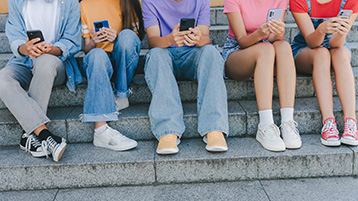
[325,119,334,124]
[347,119,356,124]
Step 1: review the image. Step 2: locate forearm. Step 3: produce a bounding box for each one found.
[18,44,29,56]
[48,47,62,56]
[148,34,173,48]
[237,31,266,49]
[84,39,96,54]
[305,28,326,48]
[196,35,211,47]
[329,33,347,48]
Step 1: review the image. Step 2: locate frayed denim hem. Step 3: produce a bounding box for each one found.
[114,89,130,99]
[26,119,51,135]
[81,112,119,123]
[154,130,183,141]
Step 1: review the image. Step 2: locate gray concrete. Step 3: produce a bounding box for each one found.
[0,14,7,32]
[262,177,358,201]
[155,135,353,184]
[56,181,268,201]
[0,189,57,201]
[0,141,156,191]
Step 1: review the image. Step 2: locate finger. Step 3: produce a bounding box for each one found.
[184,39,194,47]
[184,35,195,44]
[30,49,41,57]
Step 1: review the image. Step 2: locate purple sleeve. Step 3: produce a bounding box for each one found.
[197,0,211,26]
[142,0,159,29]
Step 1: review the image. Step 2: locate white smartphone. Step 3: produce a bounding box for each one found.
[338,9,353,19]
[267,8,284,22]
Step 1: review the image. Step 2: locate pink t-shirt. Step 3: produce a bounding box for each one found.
[224,0,288,40]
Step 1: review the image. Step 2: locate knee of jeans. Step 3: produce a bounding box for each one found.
[33,54,62,77]
[85,49,112,75]
[115,29,140,50]
[144,48,170,73]
[199,45,220,57]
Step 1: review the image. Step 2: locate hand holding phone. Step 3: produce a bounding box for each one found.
[94,20,109,32]
[26,30,45,44]
[180,18,195,31]
[267,8,283,22]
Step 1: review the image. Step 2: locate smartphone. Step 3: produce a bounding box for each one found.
[266,8,284,22]
[93,20,109,32]
[179,18,195,31]
[26,30,45,44]
[338,9,353,19]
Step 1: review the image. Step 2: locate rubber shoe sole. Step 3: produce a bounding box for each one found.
[19,145,48,157]
[93,140,138,151]
[341,137,358,146]
[256,135,285,152]
[52,142,67,162]
[205,145,228,152]
[156,148,179,155]
[320,138,341,146]
[284,140,302,149]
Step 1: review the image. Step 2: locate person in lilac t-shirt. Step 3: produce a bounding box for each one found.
[142,0,229,155]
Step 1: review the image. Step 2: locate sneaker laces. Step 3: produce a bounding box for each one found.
[322,121,338,138]
[260,124,280,138]
[42,136,58,158]
[24,134,42,153]
[344,120,358,138]
[106,126,129,141]
[280,121,299,136]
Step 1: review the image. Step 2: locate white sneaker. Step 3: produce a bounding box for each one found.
[280,121,302,149]
[256,124,286,152]
[115,97,129,111]
[93,125,137,151]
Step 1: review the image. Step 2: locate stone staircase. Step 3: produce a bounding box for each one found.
[1,8,358,192]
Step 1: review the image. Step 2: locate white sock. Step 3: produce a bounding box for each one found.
[280,108,294,123]
[95,124,108,135]
[259,109,274,128]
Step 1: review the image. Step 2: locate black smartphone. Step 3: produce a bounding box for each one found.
[179,18,195,31]
[26,30,45,44]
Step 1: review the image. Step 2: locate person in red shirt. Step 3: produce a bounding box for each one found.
[290,0,358,147]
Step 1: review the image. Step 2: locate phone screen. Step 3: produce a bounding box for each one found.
[180,18,195,31]
[94,20,109,32]
[338,10,353,19]
[26,30,45,44]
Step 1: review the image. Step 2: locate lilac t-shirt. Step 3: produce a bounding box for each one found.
[142,0,210,39]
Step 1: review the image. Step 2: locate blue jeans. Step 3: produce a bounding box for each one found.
[144,45,229,140]
[80,29,141,122]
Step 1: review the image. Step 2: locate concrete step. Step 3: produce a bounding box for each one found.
[0,63,357,110]
[0,97,356,146]
[0,134,356,191]
[3,177,358,200]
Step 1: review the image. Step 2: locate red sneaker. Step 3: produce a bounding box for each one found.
[341,118,358,146]
[320,118,340,146]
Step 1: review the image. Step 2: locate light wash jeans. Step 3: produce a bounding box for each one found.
[0,54,66,134]
[80,29,141,122]
[144,45,229,140]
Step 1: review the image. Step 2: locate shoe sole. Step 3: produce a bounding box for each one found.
[93,141,138,151]
[256,136,286,152]
[284,141,302,149]
[156,148,179,155]
[19,145,49,157]
[320,138,341,146]
[53,142,67,162]
[205,145,228,152]
[341,138,358,146]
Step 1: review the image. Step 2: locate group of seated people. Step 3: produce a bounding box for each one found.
[0,0,357,163]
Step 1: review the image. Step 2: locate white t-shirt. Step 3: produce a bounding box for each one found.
[23,0,60,44]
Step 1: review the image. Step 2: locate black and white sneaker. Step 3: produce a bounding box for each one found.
[19,133,49,157]
[42,135,67,162]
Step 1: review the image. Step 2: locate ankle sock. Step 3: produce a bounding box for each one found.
[280,108,294,123]
[259,109,274,128]
[95,124,108,135]
[38,129,52,141]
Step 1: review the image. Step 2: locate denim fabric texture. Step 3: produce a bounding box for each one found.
[144,45,229,141]
[291,0,351,59]
[5,0,82,92]
[80,30,141,123]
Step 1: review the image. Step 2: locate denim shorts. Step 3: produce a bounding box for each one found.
[222,37,240,62]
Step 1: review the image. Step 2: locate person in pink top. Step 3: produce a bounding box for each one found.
[223,0,301,152]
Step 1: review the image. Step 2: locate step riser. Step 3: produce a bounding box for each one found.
[0,135,354,191]
[1,68,358,109]
[1,26,358,53]
[0,97,355,146]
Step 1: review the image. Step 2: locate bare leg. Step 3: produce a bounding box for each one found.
[273,41,296,108]
[95,122,107,129]
[295,47,333,122]
[331,47,356,120]
[226,42,275,110]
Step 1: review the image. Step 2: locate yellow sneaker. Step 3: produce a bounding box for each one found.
[156,134,179,155]
[203,131,228,152]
